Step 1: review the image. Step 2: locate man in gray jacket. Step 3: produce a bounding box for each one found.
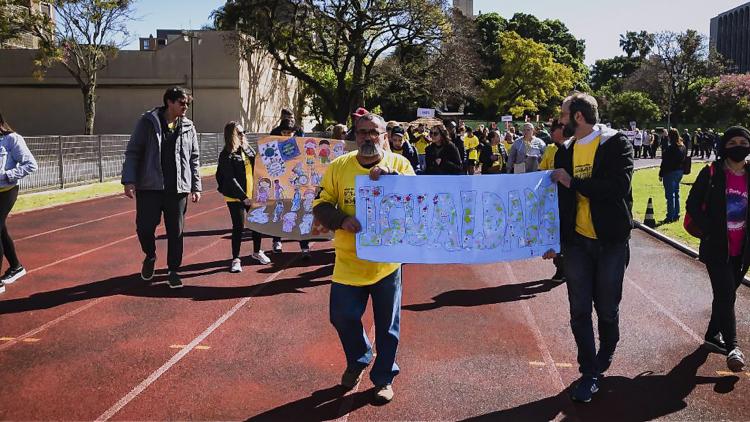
[122,87,201,289]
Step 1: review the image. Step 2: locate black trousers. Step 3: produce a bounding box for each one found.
[0,186,20,270]
[706,256,745,350]
[227,201,262,258]
[136,191,187,272]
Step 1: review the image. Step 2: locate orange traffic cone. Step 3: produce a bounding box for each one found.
[644,197,656,228]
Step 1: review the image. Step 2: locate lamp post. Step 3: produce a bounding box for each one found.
[182,31,202,121]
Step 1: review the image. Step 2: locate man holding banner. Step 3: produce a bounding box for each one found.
[549,92,634,403]
[313,113,415,404]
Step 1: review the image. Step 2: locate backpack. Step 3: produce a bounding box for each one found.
[683,163,714,238]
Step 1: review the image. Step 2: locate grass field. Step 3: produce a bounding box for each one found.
[631,165,705,249]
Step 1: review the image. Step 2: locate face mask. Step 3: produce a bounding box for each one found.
[725,146,750,163]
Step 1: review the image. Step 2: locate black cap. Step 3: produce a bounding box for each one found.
[391,126,405,137]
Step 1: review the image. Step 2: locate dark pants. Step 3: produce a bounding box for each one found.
[553,254,564,275]
[0,186,20,270]
[226,202,262,258]
[662,169,683,221]
[706,256,745,350]
[272,236,310,250]
[135,190,188,272]
[563,233,630,377]
[330,268,402,386]
[633,145,641,158]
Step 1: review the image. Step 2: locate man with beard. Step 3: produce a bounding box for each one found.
[546,92,634,403]
[312,113,415,404]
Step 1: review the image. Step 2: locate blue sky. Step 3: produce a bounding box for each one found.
[124,0,745,65]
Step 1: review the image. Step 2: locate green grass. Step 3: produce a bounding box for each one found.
[631,165,704,249]
[12,165,217,215]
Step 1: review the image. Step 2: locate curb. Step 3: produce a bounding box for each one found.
[634,220,750,286]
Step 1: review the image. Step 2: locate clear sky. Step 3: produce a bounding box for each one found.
[124,0,746,65]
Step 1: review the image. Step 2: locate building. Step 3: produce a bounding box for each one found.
[452,0,473,17]
[0,30,301,136]
[0,0,54,49]
[710,2,750,73]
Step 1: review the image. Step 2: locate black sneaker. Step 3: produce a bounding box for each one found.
[141,257,156,281]
[1,266,26,284]
[571,376,599,403]
[167,271,183,289]
[703,334,729,355]
[550,269,565,282]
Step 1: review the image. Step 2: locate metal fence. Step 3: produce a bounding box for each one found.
[20,132,328,193]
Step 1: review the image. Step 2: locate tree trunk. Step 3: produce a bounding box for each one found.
[82,84,96,135]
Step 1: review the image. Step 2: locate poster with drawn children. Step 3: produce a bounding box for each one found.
[247,136,351,240]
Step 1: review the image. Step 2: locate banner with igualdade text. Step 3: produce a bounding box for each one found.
[355,172,560,264]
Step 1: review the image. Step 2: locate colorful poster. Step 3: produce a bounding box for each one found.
[355,172,560,264]
[247,136,350,240]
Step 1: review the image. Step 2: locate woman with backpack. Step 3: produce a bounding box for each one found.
[686,126,750,372]
[217,121,272,272]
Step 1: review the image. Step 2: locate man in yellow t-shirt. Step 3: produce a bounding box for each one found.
[463,128,480,174]
[313,113,415,405]
[548,93,634,404]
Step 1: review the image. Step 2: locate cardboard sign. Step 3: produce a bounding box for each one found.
[417,108,435,118]
[355,172,560,264]
[501,115,513,122]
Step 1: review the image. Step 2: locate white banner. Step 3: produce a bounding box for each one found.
[355,172,560,264]
[417,108,435,118]
[501,115,513,122]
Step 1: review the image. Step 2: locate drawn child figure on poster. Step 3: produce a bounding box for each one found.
[291,186,302,212]
[273,179,285,200]
[256,178,271,204]
[332,142,345,159]
[303,188,316,212]
[318,139,331,164]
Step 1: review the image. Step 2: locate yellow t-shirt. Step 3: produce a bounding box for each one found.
[539,143,558,170]
[490,144,504,168]
[314,151,416,286]
[464,135,480,161]
[391,148,403,156]
[224,150,253,203]
[573,136,600,239]
[414,136,429,155]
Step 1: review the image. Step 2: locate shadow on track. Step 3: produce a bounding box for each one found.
[403,279,564,312]
[244,385,373,422]
[462,347,738,422]
[0,250,333,314]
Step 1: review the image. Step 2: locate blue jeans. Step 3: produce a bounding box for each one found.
[663,170,683,221]
[563,233,629,377]
[329,268,401,386]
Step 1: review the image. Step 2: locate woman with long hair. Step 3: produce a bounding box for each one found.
[0,113,38,294]
[659,128,687,223]
[686,126,750,372]
[424,124,463,175]
[216,121,271,272]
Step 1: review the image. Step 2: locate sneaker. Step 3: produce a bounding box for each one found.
[251,251,272,265]
[140,257,156,281]
[1,266,26,285]
[373,384,394,404]
[0,280,5,294]
[340,366,366,390]
[550,269,565,282]
[571,376,599,403]
[167,271,183,289]
[230,258,242,273]
[272,240,283,253]
[727,348,746,372]
[301,247,311,259]
[703,334,728,355]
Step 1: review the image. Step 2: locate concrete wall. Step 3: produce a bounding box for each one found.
[0,30,299,136]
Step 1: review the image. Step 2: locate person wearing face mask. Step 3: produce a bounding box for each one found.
[686,126,750,373]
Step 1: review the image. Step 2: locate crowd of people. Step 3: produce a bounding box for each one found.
[1,86,749,408]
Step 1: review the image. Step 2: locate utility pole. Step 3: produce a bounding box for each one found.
[182,31,201,121]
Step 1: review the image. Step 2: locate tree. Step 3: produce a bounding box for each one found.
[474,12,506,78]
[606,91,661,127]
[2,0,135,134]
[698,74,750,127]
[214,0,447,123]
[589,56,640,92]
[619,30,654,59]
[480,31,574,117]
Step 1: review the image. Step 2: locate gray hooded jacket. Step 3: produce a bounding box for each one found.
[121,108,201,193]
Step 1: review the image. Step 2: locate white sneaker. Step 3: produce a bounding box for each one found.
[728,347,746,372]
[252,251,272,265]
[230,258,242,273]
[272,241,282,253]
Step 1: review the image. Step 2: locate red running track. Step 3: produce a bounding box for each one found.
[1,177,750,421]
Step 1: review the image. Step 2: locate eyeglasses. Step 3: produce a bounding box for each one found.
[178,100,191,106]
[356,129,385,138]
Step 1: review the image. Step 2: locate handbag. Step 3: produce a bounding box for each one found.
[684,163,714,237]
[682,151,692,175]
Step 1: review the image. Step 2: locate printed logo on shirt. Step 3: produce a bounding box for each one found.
[727,187,748,232]
[574,163,593,179]
[344,188,356,206]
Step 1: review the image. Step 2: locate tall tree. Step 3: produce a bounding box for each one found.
[214,0,447,123]
[606,91,661,127]
[619,30,654,59]
[2,0,135,134]
[480,31,574,117]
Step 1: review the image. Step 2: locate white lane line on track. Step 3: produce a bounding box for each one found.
[95,256,299,421]
[15,191,219,242]
[0,206,225,351]
[626,276,703,344]
[504,263,567,391]
[27,205,225,275]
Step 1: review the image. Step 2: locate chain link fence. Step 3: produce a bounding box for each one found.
[19,132,328,193]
